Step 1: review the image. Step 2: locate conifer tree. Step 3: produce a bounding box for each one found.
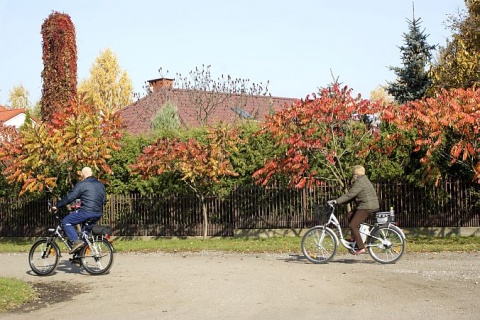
[387,10,436,103]
[151,101,181,132]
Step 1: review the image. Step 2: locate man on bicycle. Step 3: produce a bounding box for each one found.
[329,165,379,255]
[52,167,106,254]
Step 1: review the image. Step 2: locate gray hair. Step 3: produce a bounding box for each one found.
[352,165,366,176]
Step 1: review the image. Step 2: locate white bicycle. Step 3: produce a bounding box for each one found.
[301,202,406,264]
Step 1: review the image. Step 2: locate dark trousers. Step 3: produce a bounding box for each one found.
[62,209,102,242]
[347,209,377,249]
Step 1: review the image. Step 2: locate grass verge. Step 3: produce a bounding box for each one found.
[1,235,479,254]
[0,277,35,313]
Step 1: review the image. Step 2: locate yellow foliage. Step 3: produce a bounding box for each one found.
[429,2,480,93]
[78,48,133,114]
[0,96,123,195]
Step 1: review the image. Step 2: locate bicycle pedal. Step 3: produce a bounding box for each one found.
[69,257,81,266]
[345,241,358,249]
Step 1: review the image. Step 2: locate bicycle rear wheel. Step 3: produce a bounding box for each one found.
[368,226,405,264]
[301,226,337,263]
[28,238,60,276]
[80,237,114,275]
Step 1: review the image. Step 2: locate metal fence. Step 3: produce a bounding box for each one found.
[1,180,479,237]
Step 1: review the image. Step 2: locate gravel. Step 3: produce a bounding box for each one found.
[0,251,479,320]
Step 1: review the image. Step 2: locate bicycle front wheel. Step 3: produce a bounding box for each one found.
[368,226,405,264]
[301,226,337,264]
[28,238,60,276]
[80,237,114,275]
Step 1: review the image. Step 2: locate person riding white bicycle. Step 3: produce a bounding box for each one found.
[328,165,379,255]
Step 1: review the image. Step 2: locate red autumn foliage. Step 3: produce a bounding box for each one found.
[253,84,395,189]
[40,12,77,123]
[396,87,480,183]
[0,97,123,195]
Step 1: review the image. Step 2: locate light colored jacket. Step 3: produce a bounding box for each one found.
[335,175,380,210]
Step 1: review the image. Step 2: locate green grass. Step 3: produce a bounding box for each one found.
[1,235,479,254]
[0,277,35,312]
[406,235,480,252]
[112,236,480,253]
[1,235,479,313]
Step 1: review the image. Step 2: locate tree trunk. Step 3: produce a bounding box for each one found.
[200,196,208,239]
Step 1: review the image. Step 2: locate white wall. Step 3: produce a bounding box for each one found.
[3,113,26,129]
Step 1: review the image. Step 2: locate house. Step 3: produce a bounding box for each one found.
[120,78,298,135]
[0,105,35,129]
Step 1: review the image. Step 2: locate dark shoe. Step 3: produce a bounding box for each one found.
[70,257,81,266]
[352,248,366,255]
[345,239,357,249]
[69,240,84,254]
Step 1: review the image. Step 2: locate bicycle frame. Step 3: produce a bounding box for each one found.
[323,205,405,251]
[322,211,355,250]
[302,203,407,264]
[47,215,97,255]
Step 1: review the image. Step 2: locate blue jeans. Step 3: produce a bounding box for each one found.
[62,209,102,241]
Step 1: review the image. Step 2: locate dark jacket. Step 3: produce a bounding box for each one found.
[335,175,379,210]
[57,177,106,213]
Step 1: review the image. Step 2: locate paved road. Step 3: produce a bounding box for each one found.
[0,251,479,320]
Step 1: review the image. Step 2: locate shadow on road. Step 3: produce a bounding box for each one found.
[283,254,376,265]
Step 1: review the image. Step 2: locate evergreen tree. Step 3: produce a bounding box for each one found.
[151,101,181,132]
[387,11,436,104]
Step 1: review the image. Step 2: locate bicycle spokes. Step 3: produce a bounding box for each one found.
[301,227,337,264]
[368,226,405,264]
[43,246,57,258]
[80,238,114,275]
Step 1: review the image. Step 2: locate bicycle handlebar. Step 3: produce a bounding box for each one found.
[326,200,337,207]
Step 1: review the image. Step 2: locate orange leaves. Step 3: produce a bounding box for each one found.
[253,84,394,188]
[382,109,395,121]
[132,125,240,189]
[465,143,476,158]
[0,126,21,163]
[474,163,480,183]
[398,87,480,182]
[1,97,123,195]
[451,141,477,162]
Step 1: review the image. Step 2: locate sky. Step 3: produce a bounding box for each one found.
[0,0,467,106]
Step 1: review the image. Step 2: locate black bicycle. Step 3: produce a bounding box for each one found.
[28,203,115,275]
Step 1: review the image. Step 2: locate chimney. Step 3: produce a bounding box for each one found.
[147,78,174,93]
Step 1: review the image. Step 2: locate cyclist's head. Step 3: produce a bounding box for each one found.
[81,167,93,179]
[352,165,365,178]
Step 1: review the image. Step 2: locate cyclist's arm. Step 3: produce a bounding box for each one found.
[56,183,84,208]
[335,180,362,204]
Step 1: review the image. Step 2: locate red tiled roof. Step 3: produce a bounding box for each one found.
[120,88,298,135]
[0,107,26,122]
[0,106,38,127]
